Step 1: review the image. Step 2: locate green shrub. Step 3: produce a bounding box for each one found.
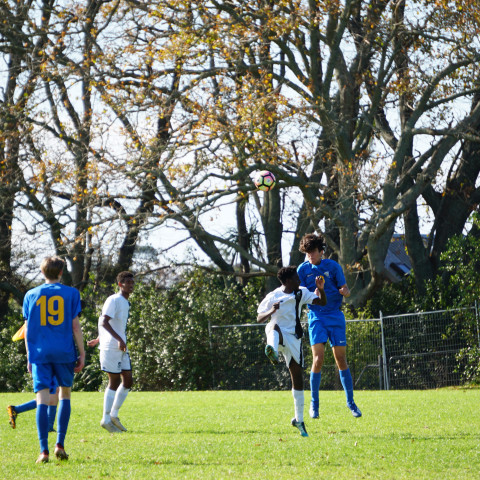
[0,304,32,392]
[128,271,262,391]
[456,346,480,385]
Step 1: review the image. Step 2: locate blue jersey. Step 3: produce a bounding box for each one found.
[23,283,82,364]
[297,259,346,319]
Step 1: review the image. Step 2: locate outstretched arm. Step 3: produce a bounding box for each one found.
[87,337,99,347]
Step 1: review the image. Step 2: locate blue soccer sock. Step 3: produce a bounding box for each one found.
[14,399,37,414]
[48,405,57,431]
[36,404,49,453]
[310,371,321,407]
[56,399,71,447]
[339,368,354,405]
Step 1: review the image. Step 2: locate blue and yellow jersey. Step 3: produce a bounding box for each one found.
[23,283,81,364]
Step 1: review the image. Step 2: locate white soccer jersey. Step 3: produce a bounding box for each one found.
[257,286,318,334]
[98,293,130,350]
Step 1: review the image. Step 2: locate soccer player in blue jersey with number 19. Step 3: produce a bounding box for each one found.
[23,256,85,464]
[297,234,362,419]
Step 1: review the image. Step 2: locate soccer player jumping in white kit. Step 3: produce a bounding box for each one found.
[257,266,326,437]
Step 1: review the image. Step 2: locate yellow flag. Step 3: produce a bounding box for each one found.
[12,323,26,342]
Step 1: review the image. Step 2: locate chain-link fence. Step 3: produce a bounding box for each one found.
[381,306,480,389]
[209,305,480,390]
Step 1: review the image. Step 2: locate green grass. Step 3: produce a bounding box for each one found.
[1,389,479,479]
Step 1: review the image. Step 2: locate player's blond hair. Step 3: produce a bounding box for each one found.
[40,256,65,280]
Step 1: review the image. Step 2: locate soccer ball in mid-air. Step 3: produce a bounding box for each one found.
[254,170,276,191]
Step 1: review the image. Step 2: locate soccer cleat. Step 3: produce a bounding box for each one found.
[291,418,309,437]
[36,451,49,464]
[7,405,17,429]
[347,402,362,418]
[309,403,319,419]
[54,445,69,460]
[100,419,121,433]
[265,345,279,365]
[110,416,127,432]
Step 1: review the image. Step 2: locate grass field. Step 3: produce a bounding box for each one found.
[1,389,479,479]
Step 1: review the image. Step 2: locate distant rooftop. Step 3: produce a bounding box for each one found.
[383,234,424,282]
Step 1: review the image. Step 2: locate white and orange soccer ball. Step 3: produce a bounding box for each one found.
[254,170,276,191]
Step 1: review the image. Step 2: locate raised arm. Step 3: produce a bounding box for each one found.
[312,275,327,306]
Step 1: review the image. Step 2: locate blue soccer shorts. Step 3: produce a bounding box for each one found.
[48,376,59,394]
[32,362,75,393]
[308,312,347,347]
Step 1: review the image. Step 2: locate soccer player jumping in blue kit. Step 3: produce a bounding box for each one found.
[23,256,85,463]
[297,233,362,419]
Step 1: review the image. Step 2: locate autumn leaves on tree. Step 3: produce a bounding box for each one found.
[0,0,479,311]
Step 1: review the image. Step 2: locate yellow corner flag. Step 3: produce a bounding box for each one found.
[12,323,26,342]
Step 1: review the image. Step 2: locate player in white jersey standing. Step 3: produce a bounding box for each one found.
[88,271,134,433]
[257,266,326,437]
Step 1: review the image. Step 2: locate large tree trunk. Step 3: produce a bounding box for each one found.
[260,189,283,291]
[407,93,480,289]
[236,198,251,287]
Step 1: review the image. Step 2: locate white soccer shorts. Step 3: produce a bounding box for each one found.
[279,331,304,368]
[100,349,132,373]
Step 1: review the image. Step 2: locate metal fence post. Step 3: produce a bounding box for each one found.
[475,300,480,349]
[379,310,389,390]
[378,355,383,390]
[208,320,216,389]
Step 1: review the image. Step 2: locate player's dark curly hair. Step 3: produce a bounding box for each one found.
[277,266,298,285]
[117,271,134,284]
[299,233,326,253]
